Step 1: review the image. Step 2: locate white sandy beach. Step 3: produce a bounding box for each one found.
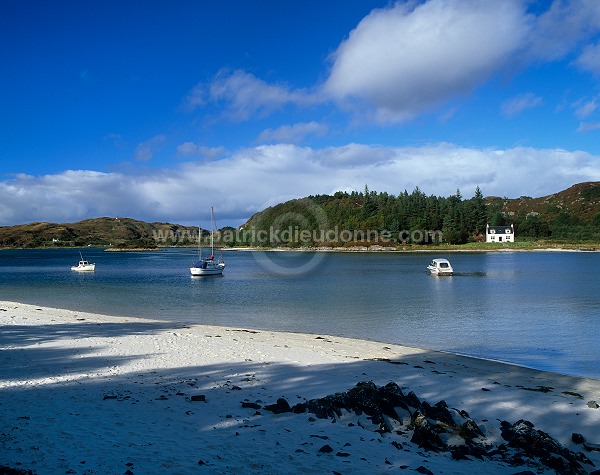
[1,300,600,475]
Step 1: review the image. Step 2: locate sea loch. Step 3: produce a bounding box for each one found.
[1,248,598,380]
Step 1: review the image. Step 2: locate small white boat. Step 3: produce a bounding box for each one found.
[427,258,453,275]
[190,207,225,276]
[71,252,95,272]
[190,256,225,276]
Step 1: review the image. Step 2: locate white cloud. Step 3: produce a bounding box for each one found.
[185,69,318,121]
[501,93,543,117]
[574,98,598,119]
[257,122,328,144]
[134,135,166,162]
[322,0,529,122]
[525,0,600,62]
[577,121,600,132]
[182,83,206,111]
[176,142,225,160]
[575,41,600,74]
[1,144,598,227]
[181,1,600,127]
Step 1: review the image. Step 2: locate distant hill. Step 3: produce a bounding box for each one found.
[0,217,197,249]
[243,181,600,245]
[1,182,599,248]
[493,181,600,223]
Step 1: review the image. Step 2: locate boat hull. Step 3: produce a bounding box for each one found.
[190,262,225,276]
[71,264,95,272]
[427,266,453,275]
[427,258,453,276]
[191,208,225,276]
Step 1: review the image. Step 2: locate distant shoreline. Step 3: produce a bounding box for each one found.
[2,242,599,252]
[220,244,600,253]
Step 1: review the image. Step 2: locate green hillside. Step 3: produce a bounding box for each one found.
[1,182,598,249]
[0,217,197,249]
[242,182,600,246]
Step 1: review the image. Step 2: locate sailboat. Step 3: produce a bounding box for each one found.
[190,207,225,276]
[71,251,95,272]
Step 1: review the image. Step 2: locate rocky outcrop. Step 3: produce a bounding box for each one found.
[259,380,597,473]
[263,397,291,414]
[500,419,593,475]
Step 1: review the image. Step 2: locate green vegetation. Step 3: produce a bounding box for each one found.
[1,182,598,249]
[0,217,194,249]
[242,182,600,248]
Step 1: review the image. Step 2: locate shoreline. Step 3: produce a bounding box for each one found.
[3,243,600,253]
[220,245,600,253]
[3,299,584,381]
[2,298,596,382]
[2,301,600,474]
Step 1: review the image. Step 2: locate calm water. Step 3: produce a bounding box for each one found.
[1,248,599,380]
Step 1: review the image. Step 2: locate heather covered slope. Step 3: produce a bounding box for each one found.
[244,181,600,245]
[499,182,600,223]
[1,182,599,248]
[0,217,196,248]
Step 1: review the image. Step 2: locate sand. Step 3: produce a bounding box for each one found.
[1,300,600,474]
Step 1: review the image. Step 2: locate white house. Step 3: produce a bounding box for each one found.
[486,224,515,243]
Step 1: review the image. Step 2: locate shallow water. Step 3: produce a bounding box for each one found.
[1,248,599,379]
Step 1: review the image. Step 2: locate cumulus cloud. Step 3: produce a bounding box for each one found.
[1,144,598,227]
[184,69,318,121]
[181,1,600,126]
[257,122,328,144]
[323,0,530,122]
[501,93,543,117]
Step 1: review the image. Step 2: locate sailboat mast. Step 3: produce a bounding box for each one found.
[197,225,202,260]
[210,207,215,258]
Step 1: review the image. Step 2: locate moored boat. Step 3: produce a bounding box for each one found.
[71,252,95,272]
[427,258,453,275]
[190,256,225,276]
[190,207,225,276]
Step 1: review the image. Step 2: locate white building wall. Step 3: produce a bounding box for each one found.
[486,224,515,243]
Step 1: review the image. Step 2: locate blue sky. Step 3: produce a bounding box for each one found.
[2,0,600,227]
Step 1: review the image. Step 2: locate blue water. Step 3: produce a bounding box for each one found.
[1,248,599,380]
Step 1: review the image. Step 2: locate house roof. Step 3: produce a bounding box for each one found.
[487,225,513,234]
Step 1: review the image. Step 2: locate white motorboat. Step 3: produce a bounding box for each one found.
[190,207,225,276]
[427,258,453,275]
[71,252,95,272]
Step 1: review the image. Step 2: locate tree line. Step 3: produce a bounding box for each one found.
[237,185,599,246]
